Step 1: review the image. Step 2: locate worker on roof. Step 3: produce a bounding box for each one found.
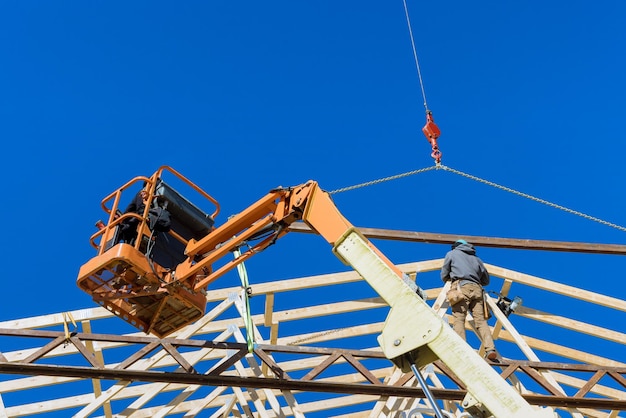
[441,239,498,361]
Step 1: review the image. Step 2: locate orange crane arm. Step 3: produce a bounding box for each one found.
[172,181,404,293]
[77,167,552,417]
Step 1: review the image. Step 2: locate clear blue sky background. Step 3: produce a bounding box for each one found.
[1,1,625,415]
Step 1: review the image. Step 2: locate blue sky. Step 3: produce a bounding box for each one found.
[1,1,625,415]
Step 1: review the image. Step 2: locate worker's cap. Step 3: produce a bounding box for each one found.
[452,239,468,249]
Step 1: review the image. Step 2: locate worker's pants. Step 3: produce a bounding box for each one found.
[451,282,495,353]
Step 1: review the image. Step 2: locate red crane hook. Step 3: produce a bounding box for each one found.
[422,110,441,163]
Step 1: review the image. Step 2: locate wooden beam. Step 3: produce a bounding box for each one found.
[486,264,626,313]
[288,223,626,255]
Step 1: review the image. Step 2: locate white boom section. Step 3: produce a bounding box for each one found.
[333,229,554,418]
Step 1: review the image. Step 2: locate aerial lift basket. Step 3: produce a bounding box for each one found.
[76,166,220,337]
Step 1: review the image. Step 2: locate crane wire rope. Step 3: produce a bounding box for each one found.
[402,0,443,163]
[402,0,429,112]
[328,164,626,233]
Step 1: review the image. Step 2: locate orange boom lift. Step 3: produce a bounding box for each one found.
[77,166,553,417]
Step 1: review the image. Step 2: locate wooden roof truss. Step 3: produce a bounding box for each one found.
[0,230,625,417]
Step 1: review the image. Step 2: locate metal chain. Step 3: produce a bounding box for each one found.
[438,164,626,233]
[327,163,626,233]
[328,165,439,195]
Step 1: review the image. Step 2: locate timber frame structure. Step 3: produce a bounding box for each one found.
[0,227,625,417]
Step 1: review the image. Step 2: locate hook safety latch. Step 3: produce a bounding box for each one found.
[422,110,442,163]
